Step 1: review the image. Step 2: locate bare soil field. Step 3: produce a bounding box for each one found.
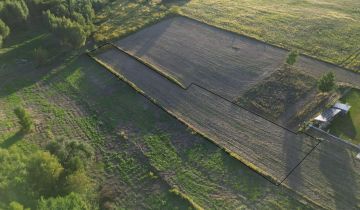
[92,44,360,210]
[115,16,288,100]
[91,16,360,209]
[92,46,319,184]
[114,16,360,100]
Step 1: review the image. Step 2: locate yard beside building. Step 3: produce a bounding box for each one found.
[330,89,360,145]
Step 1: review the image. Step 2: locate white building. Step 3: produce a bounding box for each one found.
[314,102,351,129]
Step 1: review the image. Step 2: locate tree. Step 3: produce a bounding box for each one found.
[64,169,93,194]
[9,201,25,210]
[0,0,29,27]
[37,193,90,210]
[0,19,10,39]
[43,10,88,48]
[286,51,298,65]
[46,138,94,173]
[318,72,335,92]
[0,19,10,47]
[14,107,33,133]
[27,151,64,196]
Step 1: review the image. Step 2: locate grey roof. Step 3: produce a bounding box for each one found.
[314,108,341,122]
[333,102,351,112]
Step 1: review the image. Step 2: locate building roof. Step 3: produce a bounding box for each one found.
[333,102,351,112]
[314,108,341,122]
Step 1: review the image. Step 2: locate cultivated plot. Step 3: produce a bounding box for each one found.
[91,16,360,209]
[115,16,360,99]
[92,46,319,184]
[114,16,360,130]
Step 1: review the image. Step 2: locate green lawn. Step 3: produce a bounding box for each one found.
[330,89,360,145]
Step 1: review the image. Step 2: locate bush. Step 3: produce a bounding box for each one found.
[27,151,64,196]
[14,107,33,133]
[9,201,25,210]
[33,47,48,66]
[318,72,335,92]
[286,51,298,65]
[64,169,93,194]
[0,19,10,39]
[46,138,94,173]
[37,193,90,210]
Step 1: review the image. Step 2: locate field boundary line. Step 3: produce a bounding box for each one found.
[309,125,360,151]
[109,44,318,139]
[175,15,360,74]
[88,44,324,187]
[87,49,281,185]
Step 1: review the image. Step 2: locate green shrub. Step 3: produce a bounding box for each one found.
[14,107,33,133]
[27,151,64,196]
[318,72,336,92]
[37,193,90,210]
[9,201,25,210]
[286,51,298,65]
[0,19,10,39]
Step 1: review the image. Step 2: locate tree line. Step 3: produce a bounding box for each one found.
[0,0,111,49]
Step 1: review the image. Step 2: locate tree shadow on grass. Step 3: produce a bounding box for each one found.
[319,139,359,209]
[330,114,357,140]
[1,130,25,148]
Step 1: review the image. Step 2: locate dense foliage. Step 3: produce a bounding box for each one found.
[0,138,95,209]
[0,0,110,49]
[0,0,29,26]
[318,72,336,92]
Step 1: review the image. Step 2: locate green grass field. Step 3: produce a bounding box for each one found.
[94,0,360,71]
[330,89,360,144]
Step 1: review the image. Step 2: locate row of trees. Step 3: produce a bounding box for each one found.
[0,0,110,48]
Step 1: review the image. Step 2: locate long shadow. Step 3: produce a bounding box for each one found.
[330,114,357,140]
[0,32,55,98]
[115,11,173,58]
[1,130,25,148]
[319,138,359,209]
[282,130,303,189]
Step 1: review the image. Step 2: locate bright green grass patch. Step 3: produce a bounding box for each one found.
[330,89,360,144]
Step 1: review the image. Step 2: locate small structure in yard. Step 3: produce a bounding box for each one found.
[356,153,360,160]
[314,102,351,129]
[333,102,351,113]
